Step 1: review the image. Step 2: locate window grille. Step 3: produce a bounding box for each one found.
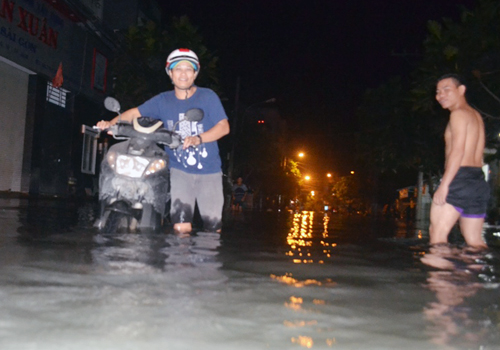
[46,82,69,107]
[81,125,99,175]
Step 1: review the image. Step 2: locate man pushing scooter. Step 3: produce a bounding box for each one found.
[97,48,229,234]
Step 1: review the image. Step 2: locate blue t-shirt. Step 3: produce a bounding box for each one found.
[232,184,248,201]
[138,87,228,174]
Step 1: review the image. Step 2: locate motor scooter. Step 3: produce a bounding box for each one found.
[94,97,204,233]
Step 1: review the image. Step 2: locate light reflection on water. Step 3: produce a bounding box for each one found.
[275,210,500,349]
[286,211,336,265]
[421,245,500,349]
[1,201,500,349]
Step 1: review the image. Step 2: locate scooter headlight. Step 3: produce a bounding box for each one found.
[115,155,150,178]
[106,151,117,168]
[145,159,166,176]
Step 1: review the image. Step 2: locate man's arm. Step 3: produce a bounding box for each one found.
[183,119,230,148]
[433,111,468,205]
[96,107,142,129]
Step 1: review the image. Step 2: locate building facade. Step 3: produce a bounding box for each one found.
[0,0,160,196]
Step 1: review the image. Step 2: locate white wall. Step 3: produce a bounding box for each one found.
[0,59,30,192]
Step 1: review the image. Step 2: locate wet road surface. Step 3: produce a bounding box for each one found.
[0,197,499,349]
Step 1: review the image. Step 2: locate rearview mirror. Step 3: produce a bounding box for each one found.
[184,108,204,122]
[104,97,121,113]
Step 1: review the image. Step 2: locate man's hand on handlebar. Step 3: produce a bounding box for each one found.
[96,120,113,130]
[183,135,203,149]
[94,120,115,135]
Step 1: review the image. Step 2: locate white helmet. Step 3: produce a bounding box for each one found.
[165,48,200,74]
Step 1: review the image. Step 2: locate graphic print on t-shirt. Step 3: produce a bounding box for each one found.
[174,113,208,169]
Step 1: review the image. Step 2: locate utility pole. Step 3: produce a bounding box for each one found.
[227,76,240,183]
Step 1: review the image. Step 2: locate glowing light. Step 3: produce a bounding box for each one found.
[326,173,332,177]
[285,302,302,311]
[270,274,323,287]
[323,215,329,236]
[284,320,318,328]
[350,170,355,175]
[304,175,311,181]
[286,211,336,264]
[298,152,305,158]
[326,338,337,346]
[284,296,303,311]
[291,336,314,348]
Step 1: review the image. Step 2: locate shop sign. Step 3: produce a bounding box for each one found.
[0,0,59,50]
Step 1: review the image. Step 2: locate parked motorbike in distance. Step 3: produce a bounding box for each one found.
[94,97,204,233]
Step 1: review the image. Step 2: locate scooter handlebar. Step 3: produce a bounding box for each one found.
[107,122,182,148]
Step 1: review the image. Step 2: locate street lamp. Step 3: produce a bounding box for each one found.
[282,149,306,169]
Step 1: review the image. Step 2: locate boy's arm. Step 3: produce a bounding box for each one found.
[432,111,468,205]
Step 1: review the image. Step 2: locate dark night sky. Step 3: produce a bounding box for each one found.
[162,0,477,173]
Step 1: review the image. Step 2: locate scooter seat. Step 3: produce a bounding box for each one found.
[133,117,163,134]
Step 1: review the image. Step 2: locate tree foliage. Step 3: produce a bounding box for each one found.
[357,0,500,200]
[412,0,500,146]
[330,175,367,212]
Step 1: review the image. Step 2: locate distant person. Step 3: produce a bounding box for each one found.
[429,74,489,248]
[97,48,229,234]
[408,198,416,224]
[232,177,248,211]
[409,198,416,216]
[405,204,412,225]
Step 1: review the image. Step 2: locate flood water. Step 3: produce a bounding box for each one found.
[0,197,499,350]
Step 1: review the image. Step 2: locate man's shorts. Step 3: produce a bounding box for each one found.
[233,198,244,206]
[446,166,490,218]
[170,168,223,231]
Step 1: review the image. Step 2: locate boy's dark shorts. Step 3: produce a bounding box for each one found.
[446,166,489,218]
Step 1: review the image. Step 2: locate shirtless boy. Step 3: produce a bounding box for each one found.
[429,74,489,248]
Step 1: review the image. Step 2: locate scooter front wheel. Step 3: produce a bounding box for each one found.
[139,203,163,231]
[102,211,127,233]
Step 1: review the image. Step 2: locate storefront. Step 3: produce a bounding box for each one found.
[0,0,113,195]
